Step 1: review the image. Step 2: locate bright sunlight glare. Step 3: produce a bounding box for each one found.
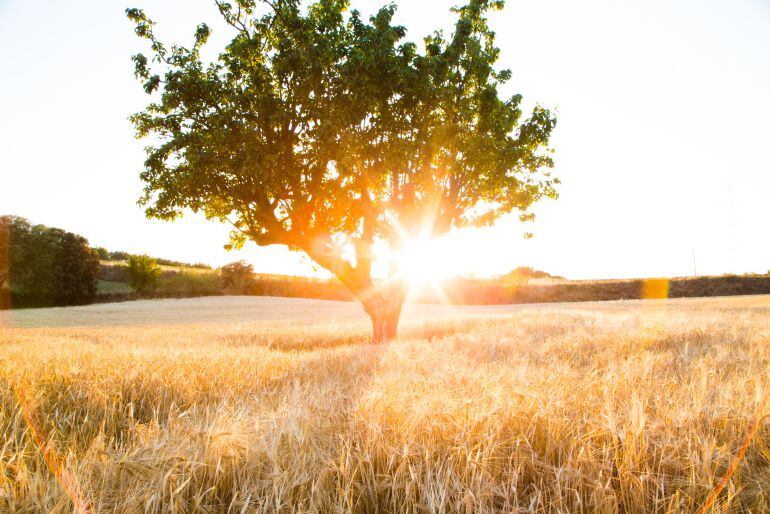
[392,236,457,290]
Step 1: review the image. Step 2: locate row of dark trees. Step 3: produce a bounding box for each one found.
[0,216,100,308]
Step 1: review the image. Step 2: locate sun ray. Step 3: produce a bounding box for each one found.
[383,225,458,310]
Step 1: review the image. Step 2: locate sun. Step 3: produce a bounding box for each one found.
[391,235,456,290]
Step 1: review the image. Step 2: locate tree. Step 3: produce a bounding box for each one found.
[220,260,255,294]
[127,255,161,295]
[94,246,111,260]
[0,219,9,309]
[0,216,100,307]
[127,0,558,342]
[109,251,131,261]
[57,232,101,305]
[0,216,52,305]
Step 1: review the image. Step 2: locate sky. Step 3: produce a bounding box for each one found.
[1,0,768,280]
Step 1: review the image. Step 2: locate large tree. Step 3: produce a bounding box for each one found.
[0,216,100,308]
[127,0,558,342]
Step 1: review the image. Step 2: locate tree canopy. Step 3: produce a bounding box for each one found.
[127,0,558,341]
[0,216,100,308]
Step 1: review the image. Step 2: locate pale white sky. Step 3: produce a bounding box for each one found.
[1,0,768,279]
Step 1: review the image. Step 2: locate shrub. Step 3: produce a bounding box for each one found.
[126,255,161,295]
[220,261,255,294]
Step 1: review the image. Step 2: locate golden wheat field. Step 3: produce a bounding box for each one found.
[0,295,768,513]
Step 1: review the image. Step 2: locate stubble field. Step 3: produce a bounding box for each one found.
[0,295,768,513]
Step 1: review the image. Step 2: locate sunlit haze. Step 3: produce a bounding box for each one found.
[1,0,768,279]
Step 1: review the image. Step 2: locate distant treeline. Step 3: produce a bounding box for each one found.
[504,266,564,282]
[3,215,769,309]
[97,256,770,307]
[234,274,770,305]
[0,215,214,309]
[98,260,221,302]
[1,216,100,308]
[93,247,211,269]
[415,274,770,305]
[96,261,353,303]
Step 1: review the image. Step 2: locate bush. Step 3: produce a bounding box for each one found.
[126,255,161,295]
[220,261,255,294]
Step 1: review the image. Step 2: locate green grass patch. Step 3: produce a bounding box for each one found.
[97,280,135,294]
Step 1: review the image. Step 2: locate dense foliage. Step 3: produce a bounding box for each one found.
[94,246,111,260]
[128,0,558,341]
[0,216,100,308]
[126,255,162,294]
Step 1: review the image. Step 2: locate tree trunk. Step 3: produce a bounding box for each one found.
[364,292,404,344]
[300,241,405,344]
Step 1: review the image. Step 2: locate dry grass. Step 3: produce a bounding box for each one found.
[0,296,768,513]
